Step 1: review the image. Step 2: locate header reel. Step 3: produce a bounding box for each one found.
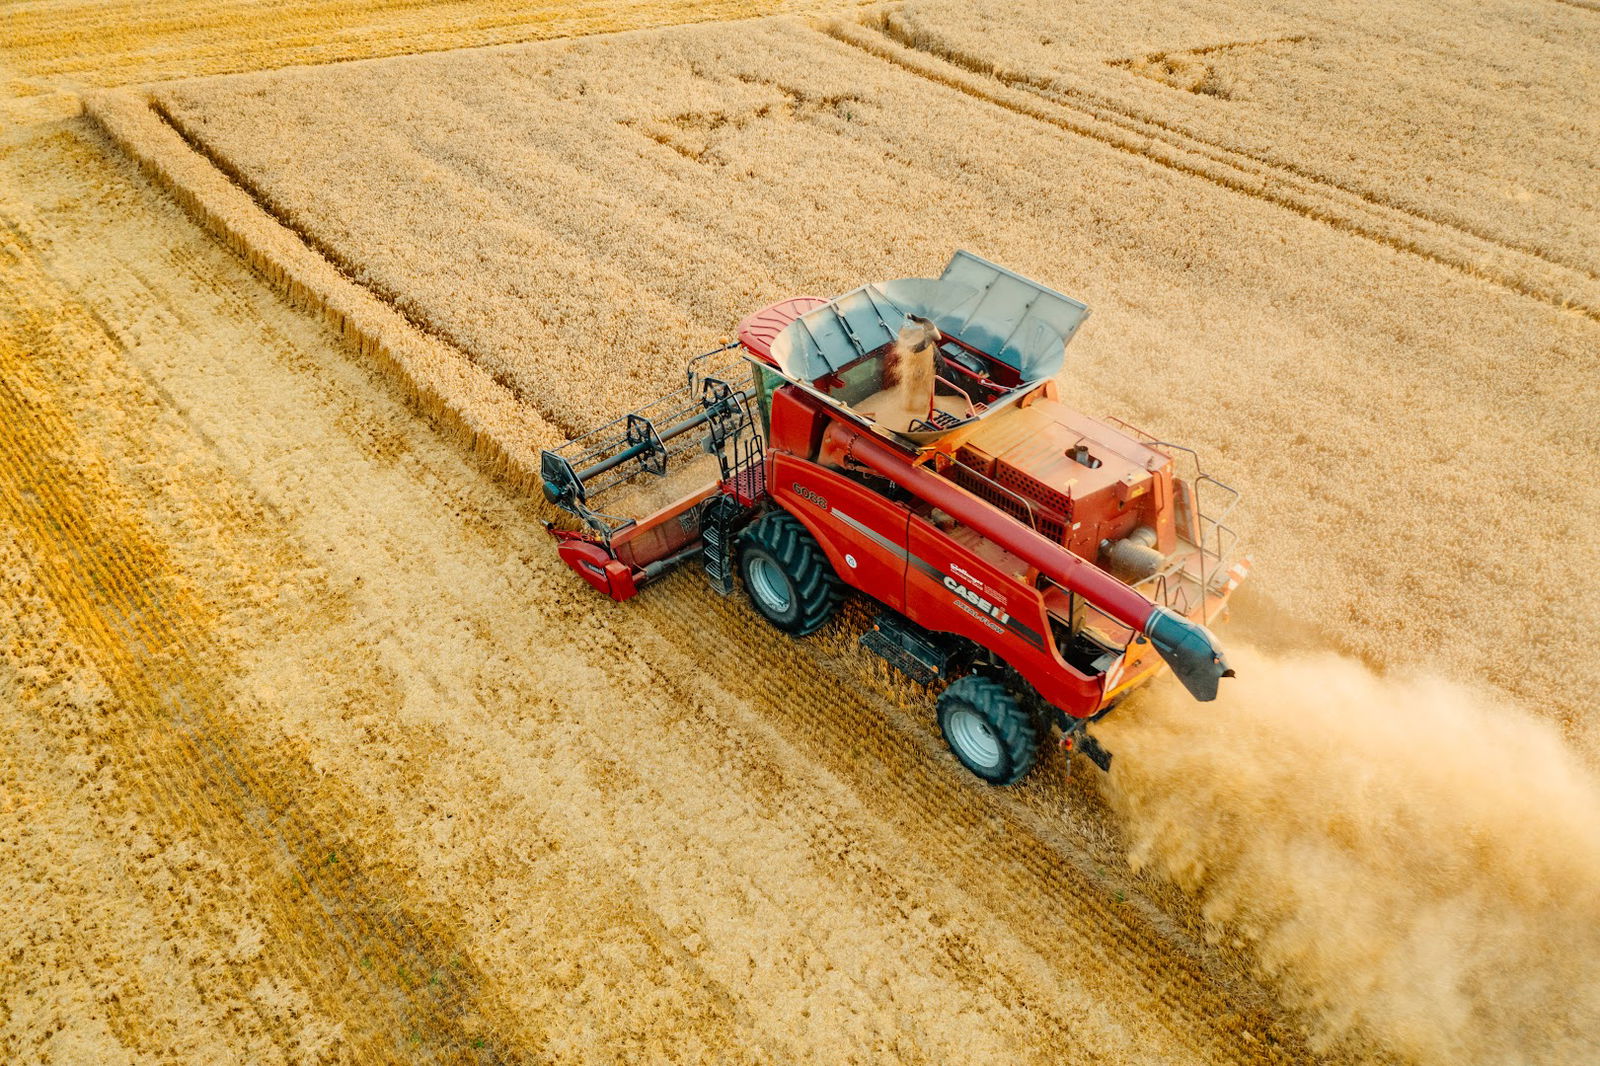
[540,344,761,539]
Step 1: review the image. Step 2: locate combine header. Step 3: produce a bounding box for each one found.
[542,253,1247,784]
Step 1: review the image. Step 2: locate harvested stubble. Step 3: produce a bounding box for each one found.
[0,0,866,87]
[145,15,1600,753]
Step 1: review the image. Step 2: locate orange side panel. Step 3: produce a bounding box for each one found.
[611,484,720,569]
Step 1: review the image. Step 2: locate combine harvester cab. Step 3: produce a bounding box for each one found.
[542,252,1249,784]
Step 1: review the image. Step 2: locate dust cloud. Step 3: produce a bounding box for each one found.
[1097,648,1600,1064]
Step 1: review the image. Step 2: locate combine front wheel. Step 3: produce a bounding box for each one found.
[738,511,842,636]
[937,676,1039,785]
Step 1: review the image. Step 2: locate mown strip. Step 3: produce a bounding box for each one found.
[83,89,562,496]
[0,228,527,1062]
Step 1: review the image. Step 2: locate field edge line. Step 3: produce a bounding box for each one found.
[81,88,564,495]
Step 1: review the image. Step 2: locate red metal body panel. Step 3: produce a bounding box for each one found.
[758,387,1225,718]
[612,484,719,570]
[551,484,717,602]
[843,430,1160,636]
[555,536,639,601]
[768,383,828,459]
[769,451,908,613]
[766,448,1112,717]
[763,394,1128,717]
[902,513,1106,712]
[737,297,828,360]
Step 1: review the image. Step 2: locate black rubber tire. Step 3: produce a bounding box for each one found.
[937,675,1040,785]
[737,510,843,636]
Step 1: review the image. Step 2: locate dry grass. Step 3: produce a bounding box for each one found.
[143,14,1600,749]
[0,0,866,87]
[882,0,1600,282]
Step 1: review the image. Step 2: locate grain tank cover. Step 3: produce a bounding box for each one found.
[768,251,1089,385]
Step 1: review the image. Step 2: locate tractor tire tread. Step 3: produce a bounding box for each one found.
[741,510,843,635]
[938,674,1040,785]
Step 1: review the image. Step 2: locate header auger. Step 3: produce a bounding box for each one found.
[542,252,1248,784]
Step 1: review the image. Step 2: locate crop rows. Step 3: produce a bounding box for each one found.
[832,9,1600,322]
[879,0,1600,284]
[1,125,1321,1061]
[122,14,1600,749]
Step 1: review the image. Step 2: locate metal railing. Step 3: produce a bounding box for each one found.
[936,453,1067,542]
[1103,416,1243,619]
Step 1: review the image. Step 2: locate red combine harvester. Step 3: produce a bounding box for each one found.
[542,253,1247,783]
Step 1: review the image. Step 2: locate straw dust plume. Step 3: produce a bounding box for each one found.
[1096,648,1600,1064]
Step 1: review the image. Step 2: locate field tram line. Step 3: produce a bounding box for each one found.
[0,290,532,1062]
[819,16,1600,325]
[639,571,1312,1064]
[1,1,885,88]
[872,14,1600,285]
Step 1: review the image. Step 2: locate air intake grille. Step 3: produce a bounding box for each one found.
[945,463,1068,544]
[993,463,1074,517]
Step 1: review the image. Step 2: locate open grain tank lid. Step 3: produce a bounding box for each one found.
[768,251,1090,386]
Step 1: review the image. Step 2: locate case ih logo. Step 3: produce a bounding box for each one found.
[791,483,828,510]
[948,563,1003,605]
[943,575,1011,625]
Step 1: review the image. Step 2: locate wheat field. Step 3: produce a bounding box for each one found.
[5,0,1600,1062]
[0,0,865,86]
[145,13,1600,746]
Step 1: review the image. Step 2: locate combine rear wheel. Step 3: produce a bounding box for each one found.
[937,675,1039,785]
[738,511,842,635]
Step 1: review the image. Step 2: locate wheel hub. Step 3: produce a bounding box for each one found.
[747,555,792,613]
[946,707,1002,770]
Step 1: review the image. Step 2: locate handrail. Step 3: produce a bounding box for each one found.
[941,455,1044,534]
[1100,415,1244,596]
[932,375,978,419]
